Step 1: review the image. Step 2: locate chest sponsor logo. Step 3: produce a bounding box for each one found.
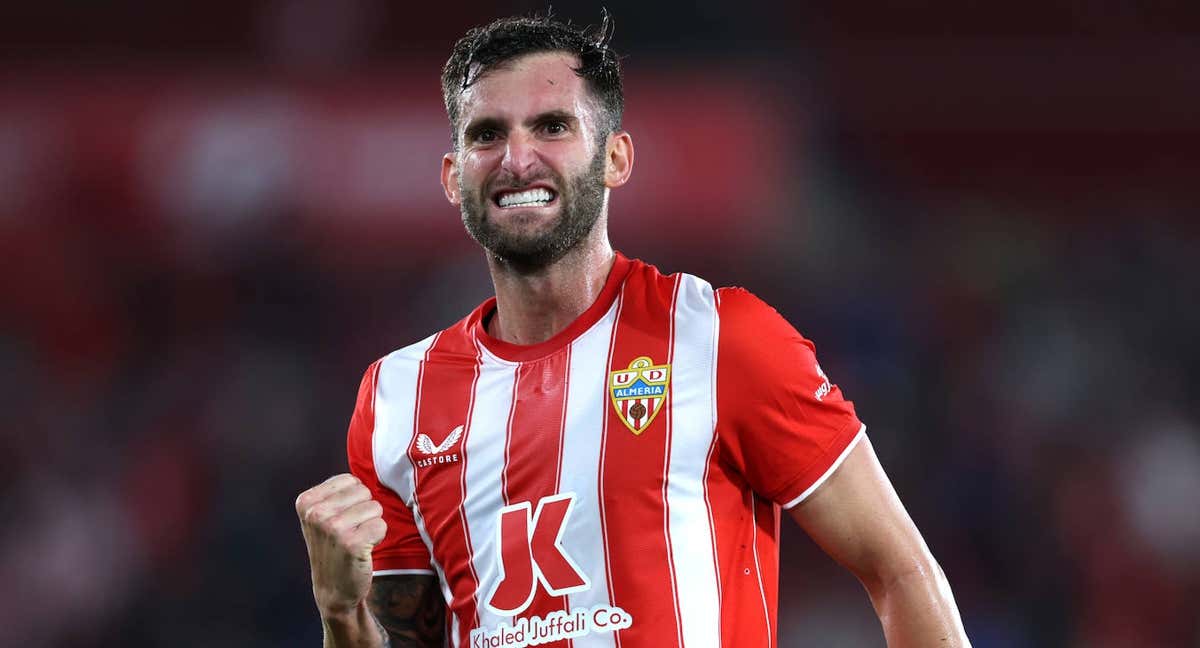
[471,605,632,648]
[474,493,633,647]
[609,356,671,435]
[414,424,462,468]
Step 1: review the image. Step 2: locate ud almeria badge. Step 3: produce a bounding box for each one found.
[609,356,671,435]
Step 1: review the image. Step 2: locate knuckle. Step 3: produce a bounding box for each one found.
[324,473,357,492]
[366,517,388,539]
[332,511,359,534]
[328,517,350,536]
[295,486,326,512]
[337,527,361,549]
[304,503,334,527]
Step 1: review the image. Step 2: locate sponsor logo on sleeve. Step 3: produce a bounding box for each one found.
[813,363,832,401]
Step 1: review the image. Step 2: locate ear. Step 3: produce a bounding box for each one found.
[603,131,634,189]
[441,152,461,205]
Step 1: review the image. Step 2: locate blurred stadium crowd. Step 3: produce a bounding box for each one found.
[1,1,1198,646]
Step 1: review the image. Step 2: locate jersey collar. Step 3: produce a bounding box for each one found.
[471,252,634,363]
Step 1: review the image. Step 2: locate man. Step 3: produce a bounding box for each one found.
[296,14,970,648]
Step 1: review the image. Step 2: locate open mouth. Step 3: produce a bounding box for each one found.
[492,186,558,209]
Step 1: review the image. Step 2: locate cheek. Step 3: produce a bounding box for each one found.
[459,151,502,184]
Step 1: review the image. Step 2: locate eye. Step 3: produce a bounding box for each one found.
[475,129,499,143]
[542,121,568,136]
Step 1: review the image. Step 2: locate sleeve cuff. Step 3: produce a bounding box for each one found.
[781,423,867,509]
[372,552,434,573]
[373,568,436,577]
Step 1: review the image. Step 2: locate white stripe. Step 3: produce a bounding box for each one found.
[561,299,621,648]
[665,274,721,648]
[374,332,438,506]
[782,425,867,509]
[373,332,459,641]
[661,276,685,644]
[460,339,519,631]
[373,569,436,576]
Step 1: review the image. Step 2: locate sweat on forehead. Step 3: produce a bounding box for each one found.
[464,50,581,88]
[454,54,604,147]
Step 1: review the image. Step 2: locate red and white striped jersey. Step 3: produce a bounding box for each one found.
[346,253,865,648]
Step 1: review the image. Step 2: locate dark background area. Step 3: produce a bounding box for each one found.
[2,1,1198,646]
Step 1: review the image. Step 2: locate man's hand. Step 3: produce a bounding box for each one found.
[296,473,388,619]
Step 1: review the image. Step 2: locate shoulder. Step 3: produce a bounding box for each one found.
[716,286,813,353]
[375,307,482,374]
[377,331,443,373]
[715,285,787,321]
[621,257,721,312]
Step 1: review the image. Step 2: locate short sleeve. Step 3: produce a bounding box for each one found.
[346,360,434,574]
[715,287,866,508]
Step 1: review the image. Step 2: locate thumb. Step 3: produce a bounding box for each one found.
[357,518,387,560]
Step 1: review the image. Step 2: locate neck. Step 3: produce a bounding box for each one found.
[485,228,615,346]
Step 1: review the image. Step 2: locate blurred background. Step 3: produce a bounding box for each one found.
[2,1,1198,646]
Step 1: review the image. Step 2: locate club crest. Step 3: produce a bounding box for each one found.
[609,356,671,435]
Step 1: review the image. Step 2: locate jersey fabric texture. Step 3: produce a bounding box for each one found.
[346,253,865,648]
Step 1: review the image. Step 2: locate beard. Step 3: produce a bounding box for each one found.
[458,145,607,270]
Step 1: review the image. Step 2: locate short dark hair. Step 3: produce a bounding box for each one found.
[441,12,623,148]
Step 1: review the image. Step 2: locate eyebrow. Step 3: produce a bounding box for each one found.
[528,110,578,128]
[463,117,505,142]
[462,110,580,141]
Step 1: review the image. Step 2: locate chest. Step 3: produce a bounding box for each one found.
[411,347,714,510]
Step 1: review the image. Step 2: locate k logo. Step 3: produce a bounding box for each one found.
[485,493,590,615]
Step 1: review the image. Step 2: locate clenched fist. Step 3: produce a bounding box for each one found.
[296,473,387,617]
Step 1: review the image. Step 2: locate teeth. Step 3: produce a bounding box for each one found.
[498,188,553,208]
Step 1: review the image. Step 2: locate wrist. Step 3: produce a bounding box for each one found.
[322,599,385,646]
[319,596,369,627]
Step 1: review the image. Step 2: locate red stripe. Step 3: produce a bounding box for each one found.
[503,346,572,645]
[703,292,724,641]
[599,267,683,646]
[501,365,520,505]
[709,287,780,646]
[556,345,571,491]
[751,494,780,648]
[701,431,723,620]
[703,475,775,647]
[410,325,483,646]
[597,290,624,647]
[558,346,573,648]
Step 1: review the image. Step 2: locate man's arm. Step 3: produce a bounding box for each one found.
[297,474,447,648]
[367,575,446,647]
[318,575,445,648]
[787,436,970,647]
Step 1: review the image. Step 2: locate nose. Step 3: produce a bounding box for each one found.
[501,130,538,176]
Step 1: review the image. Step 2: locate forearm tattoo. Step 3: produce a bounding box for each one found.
[373,613,392,648]
[368,575,446,647]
